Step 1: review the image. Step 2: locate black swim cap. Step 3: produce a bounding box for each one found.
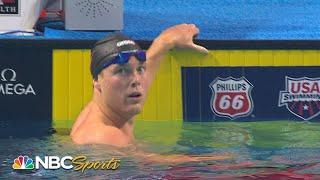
[90,33,142,79]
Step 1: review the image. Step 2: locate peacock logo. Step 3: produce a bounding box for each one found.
[12,155,34,170]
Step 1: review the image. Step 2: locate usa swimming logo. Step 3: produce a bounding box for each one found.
[279,76,320,121]
[12,155,34,170]
[210,77,254,119]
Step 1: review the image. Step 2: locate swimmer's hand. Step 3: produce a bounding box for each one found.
[156,23,209,54]
[146,23,208,89]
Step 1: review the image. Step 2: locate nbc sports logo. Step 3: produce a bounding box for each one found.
[12,155,73,170]
[12,155,34,170]
[11,155,120,172]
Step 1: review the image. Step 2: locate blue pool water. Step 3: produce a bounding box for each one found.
[1,120,320,179]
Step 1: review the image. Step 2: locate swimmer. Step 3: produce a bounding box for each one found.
[70,24,208,146]
[70,24,234,163]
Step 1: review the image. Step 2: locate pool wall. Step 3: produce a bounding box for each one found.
[1,40,320,135]
[52,49,320,129]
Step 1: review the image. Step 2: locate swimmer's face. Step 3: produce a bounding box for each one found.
[96,56,147,117]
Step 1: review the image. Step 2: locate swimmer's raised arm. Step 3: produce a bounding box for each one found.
[145,24,208,89]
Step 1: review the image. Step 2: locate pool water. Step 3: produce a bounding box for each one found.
[1,120,320,179]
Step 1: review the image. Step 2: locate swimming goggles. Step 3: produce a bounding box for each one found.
[102,50,146,69]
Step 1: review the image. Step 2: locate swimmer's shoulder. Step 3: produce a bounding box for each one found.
[71,125,130,147]
[70,101,94,135]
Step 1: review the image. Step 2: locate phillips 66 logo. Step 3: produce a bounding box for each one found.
[209,77,254,119]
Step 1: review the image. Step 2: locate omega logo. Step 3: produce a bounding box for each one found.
[1,68,16,81]
[0,68,36,95]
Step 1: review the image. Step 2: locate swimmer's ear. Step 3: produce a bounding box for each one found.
[93,79,101,92]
